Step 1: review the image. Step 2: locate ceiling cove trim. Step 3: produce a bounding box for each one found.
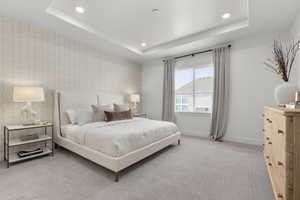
[46,6,143,55]
[143,18,249,54]
[45,1,250,57]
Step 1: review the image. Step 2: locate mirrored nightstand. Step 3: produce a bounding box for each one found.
[3,123,54,168]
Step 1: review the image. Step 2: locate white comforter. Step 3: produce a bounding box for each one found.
[67,118,179,157]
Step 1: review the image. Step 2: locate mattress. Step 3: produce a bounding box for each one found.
[61,118,179,157]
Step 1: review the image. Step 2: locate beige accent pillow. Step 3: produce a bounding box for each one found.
[91,104,113,121]
[113,104,130,112]
[65,109,77,124]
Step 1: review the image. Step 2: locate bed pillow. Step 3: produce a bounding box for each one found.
[65,109,77,124]
[65,109,93,125]
[113,104,130,112]
[104,110,132,122]
[91,104,114,121]
[76,109,94,125]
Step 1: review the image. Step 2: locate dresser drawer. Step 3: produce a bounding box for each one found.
[263,107,298,200]
[264,110,274,137]
[274,159,287,200]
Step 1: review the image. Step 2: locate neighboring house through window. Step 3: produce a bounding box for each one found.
[175,52,214,113]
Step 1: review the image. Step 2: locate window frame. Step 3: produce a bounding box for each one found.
[175,63,213,114]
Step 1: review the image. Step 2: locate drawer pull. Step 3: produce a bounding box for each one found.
[278,129,284,134]
[268,163,272,166]
[262,129,265,132]
[266,156,270,159]
[277,161,284,166]
[266,137,270,141]
[266,118,272,123]
[268,141,272,145]
[277,193,284,198]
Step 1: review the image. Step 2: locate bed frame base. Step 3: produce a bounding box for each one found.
[113,139,181,182]
[54,132,181,182]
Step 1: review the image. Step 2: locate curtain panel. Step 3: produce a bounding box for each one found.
[210,47,230,141]
[162,58,176,122]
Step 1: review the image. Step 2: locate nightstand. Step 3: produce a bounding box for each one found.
[3,123,54,168]
[133,113,147,118]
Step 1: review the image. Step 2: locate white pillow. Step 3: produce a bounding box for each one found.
[65,109,93,125]
[66,109,77,124]
[113,104,130,112]
[76,109,94,125]
[91,104,114,121]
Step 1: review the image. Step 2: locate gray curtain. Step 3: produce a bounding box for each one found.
[162,58,176,122]
[210,47,230,141]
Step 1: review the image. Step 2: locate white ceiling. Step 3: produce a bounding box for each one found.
[0,0,299,63]
[47,0,248,54]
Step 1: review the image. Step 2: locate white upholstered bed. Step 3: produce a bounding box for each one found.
[54,91,181,181]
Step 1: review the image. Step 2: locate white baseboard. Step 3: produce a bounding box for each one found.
[181,130,209,138]
[223,136,262,146]
[181,131,262,146]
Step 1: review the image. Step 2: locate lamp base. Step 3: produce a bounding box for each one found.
[131,103,138,114]
[21,102,37,125]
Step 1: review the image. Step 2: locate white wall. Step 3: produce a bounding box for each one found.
[0,16,142,160]
[290,13,300,87]
[142,60,164,120]
[142,32,290,145]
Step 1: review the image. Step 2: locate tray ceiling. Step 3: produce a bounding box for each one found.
[46,0,249,55]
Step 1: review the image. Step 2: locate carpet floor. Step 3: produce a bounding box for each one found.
[0,136,273,200]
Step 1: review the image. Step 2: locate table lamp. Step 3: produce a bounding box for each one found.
[13,86,45,125]
[129,94,140,114]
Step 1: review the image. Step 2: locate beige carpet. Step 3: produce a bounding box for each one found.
[0,136,273,200]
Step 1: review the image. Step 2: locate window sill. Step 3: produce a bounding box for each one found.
[175,112,212,116]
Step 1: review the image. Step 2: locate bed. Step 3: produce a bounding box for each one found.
[54,91,181,182]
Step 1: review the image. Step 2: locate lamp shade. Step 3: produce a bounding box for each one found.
[13,86,45,102]
[130,94,140,103]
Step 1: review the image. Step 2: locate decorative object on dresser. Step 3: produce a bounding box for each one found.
[3,123,54,168]
[263,106,300,200]
[285,91,300,109]
[129,94,140,114]
[13,86,45,125]
[263,40,300,106]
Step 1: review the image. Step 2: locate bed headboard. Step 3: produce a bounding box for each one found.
[54,91,125,138]
[96,92,125,105]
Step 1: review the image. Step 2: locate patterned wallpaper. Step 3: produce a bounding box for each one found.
[0,16,142,160]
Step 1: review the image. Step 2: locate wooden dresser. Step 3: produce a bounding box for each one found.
[263,106,300,200]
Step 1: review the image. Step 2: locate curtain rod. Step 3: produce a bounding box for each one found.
[163,44,231,62]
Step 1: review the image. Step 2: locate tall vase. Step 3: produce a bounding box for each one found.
[274,82,297,105]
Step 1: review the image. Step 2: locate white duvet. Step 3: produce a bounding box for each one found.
[63,118,179,157]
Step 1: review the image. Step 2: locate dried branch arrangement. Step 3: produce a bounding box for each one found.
[264,39,300,82]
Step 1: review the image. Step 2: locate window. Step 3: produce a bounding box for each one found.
[175,52,214,113]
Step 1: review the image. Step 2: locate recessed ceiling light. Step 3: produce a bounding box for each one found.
[141,42,147,47]
[222,13,231,19]
[152,8,159,13]
[75,6,85,14]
